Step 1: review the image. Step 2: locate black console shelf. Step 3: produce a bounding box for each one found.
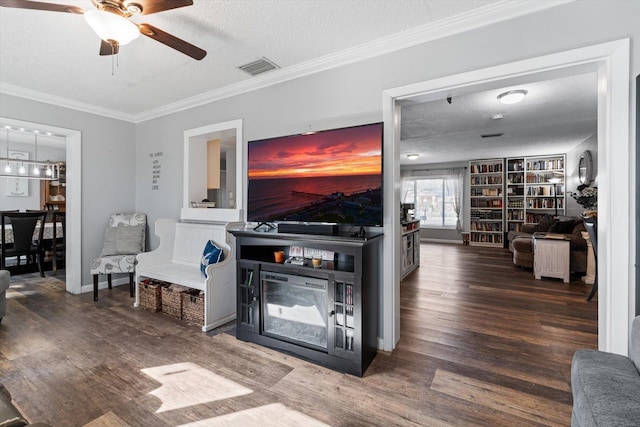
[229,227,382,376]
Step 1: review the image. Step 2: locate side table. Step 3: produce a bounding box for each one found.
[533,233,571,283]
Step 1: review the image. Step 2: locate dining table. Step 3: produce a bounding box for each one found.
[1,221,64,244]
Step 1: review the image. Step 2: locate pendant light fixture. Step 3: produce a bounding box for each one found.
[33,132,40,175]
[4,128,10,173]
[0,126,60,180]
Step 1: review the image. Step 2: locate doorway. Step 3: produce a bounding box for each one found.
[382,39,632,355]
[0,117,81,294]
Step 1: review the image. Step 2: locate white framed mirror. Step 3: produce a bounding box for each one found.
[182,119,244,222]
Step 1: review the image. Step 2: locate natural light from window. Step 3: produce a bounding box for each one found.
[141,362,252,413]
[177,403,330,426]
[402,178,457,228]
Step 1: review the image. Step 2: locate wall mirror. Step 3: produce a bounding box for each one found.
[578,150,593,185]
[182,119,243,222]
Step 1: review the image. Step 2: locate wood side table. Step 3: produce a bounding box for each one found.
[533,233,571,283]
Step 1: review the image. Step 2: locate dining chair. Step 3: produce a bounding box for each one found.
[0,211,47,277]
[36,211,66,274]
[90,213,146,301]
[583,216,597,301]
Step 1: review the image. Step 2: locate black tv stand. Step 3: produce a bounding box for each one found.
[253,222,276,231]
[228,227,382,376]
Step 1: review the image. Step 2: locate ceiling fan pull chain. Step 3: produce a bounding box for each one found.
[111,44,115,76]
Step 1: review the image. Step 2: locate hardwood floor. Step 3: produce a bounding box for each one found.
[0,243,597,426]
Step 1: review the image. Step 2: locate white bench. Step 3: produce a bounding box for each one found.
[135,219,241,332]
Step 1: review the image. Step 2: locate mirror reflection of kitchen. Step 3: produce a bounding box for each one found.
[205,130,237,208]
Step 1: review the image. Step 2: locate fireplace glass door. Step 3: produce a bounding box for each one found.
[261,272,328,350]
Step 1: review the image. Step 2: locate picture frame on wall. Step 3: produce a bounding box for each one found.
[6,151,29,197]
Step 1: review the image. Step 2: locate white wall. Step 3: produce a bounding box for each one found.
[0,94,136,286]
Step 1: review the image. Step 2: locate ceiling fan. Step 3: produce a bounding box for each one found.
[0,0,207,60]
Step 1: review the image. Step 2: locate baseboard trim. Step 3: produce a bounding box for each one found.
[420,238,463,244]
[203,313,236,332]
[80,276,131,294]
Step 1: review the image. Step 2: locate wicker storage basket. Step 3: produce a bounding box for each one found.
[161,284,189,320]
[182,289,204,326]
[139,279,166,312]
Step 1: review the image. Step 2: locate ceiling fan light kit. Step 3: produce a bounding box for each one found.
[84,9,140,45]
[0,0,207,60]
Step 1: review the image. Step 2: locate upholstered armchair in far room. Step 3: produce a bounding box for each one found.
[90,213,146,301]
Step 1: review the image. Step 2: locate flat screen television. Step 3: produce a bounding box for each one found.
[247,122,383,227]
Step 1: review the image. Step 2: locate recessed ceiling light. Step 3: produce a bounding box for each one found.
[407,153,420,160]
[491,114,504,120]
[497,89,528,104]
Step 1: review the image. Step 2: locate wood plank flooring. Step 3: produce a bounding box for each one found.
[0,243,597,426]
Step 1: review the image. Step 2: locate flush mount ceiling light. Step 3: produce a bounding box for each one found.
[497,89,528,104]
[84,9,140,46]
[407,153,420,160]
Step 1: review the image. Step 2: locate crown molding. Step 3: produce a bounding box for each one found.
[1,0,573,124]
[0,82,135,123]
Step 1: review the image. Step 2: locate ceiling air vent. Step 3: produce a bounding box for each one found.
[481,133,504,138]
[238,57,280,76]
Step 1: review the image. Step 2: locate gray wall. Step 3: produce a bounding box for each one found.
[134,0,639,342]
[0,94,136,286]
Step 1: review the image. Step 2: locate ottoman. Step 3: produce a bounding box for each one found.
[512,236,534,269]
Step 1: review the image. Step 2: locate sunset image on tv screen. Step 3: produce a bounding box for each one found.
[247,123,383,226]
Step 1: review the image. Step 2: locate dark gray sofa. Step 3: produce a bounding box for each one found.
[571,316,640,426]
[0,269,8,322]
[0,384,50,426]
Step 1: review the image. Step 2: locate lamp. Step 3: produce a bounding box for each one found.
[84,9,140,45]
[497,89,528,104]
[549,176,562,217]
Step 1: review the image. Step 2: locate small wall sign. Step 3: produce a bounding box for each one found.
[150,152,163,191]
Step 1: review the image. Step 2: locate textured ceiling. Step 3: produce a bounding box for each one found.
[1,1,592,161]
[0,0,501,117]
[399,72,598,165]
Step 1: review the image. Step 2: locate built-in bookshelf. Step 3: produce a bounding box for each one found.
[524,154,565,225]
[469,158,504,247]
[506,157,525,232]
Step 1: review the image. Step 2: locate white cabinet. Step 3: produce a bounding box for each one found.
[401,220,420,279]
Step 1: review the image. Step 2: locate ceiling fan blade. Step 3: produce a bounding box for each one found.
[125,0,193,16]
[0,0,83,14]
[138,23,206,60]
[99,40,119,56]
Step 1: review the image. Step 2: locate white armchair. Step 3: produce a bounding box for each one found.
[90,213,146,301]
